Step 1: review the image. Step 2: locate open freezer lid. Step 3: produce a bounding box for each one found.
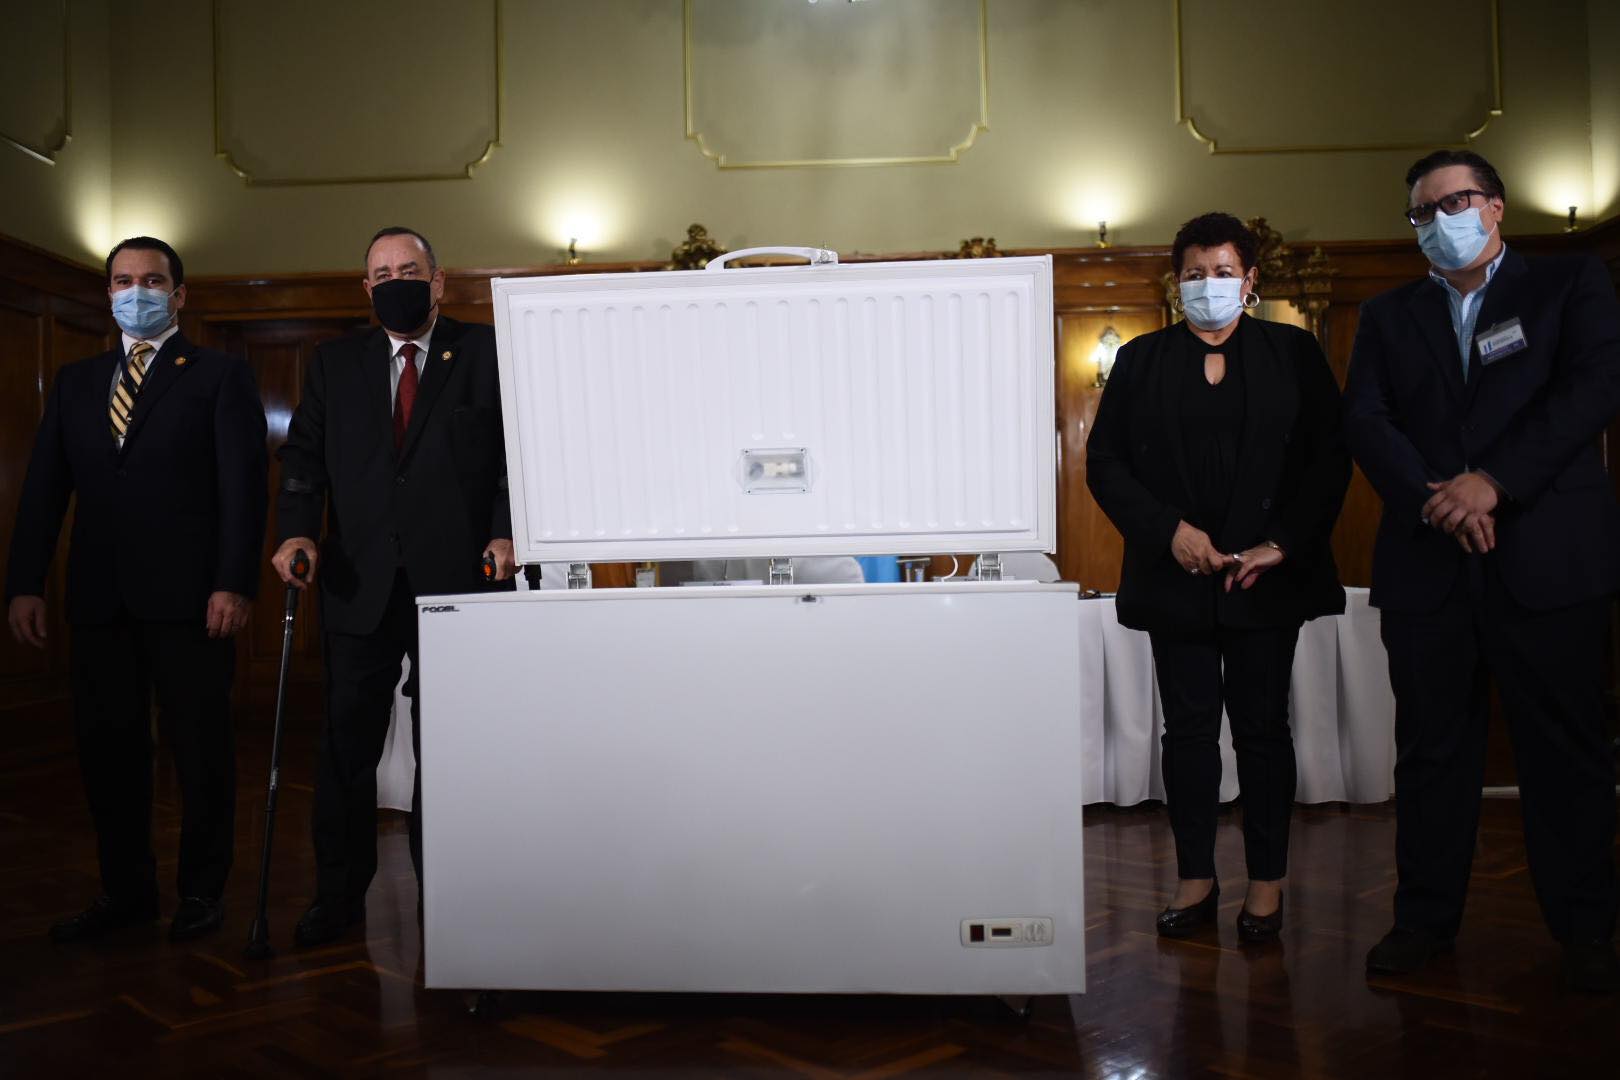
[491,252,1055,564]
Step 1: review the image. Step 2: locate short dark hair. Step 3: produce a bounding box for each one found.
[1404,149,1506,201]
[105,236,184,287]
[1170,212,1258,275]
[365,226,437,271]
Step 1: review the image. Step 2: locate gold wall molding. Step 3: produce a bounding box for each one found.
[0,0,72,165]
[1173,0,1502,155]
[210,0,503,187]
[682,0,989,169]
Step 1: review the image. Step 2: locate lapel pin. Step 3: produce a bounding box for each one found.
[441,350,453,361]
[174,356,188,367]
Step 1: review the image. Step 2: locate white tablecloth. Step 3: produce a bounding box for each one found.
[1077,587,1395,806]
[380,584,1396,811]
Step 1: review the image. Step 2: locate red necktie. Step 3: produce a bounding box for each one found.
[393,342,419,451]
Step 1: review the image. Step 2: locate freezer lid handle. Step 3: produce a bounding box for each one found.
[706,246,839,271]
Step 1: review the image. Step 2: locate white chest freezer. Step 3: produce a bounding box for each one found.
[419,248,1084,994]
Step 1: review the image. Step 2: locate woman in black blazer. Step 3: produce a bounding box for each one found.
[1087,213,1350,942]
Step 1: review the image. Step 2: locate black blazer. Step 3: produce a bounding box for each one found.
[1343,249,1620,614]
[1087,317,1350,636]
[275,316,514,637]
[5,333,269,624]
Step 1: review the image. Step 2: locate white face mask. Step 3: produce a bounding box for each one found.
[1416,205,1495,271]
[111,284,175,338]
[1179,277,1245,330]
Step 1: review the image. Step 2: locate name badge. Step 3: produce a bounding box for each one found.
[1475,317,1528,365]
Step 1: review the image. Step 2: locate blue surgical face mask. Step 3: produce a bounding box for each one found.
[110,285,175,339]
[1179,276,1246,330]
[1416,205,1494,271]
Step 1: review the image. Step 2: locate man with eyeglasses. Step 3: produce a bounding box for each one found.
[1345,150,1620,993]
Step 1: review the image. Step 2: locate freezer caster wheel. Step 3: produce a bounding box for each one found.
[467,990,504,1018]
[997,995,1034,1021]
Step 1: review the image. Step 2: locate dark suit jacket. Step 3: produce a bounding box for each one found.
[275,315,513,637]
[1343,249,1620,614]
[1087,317,1350,636]
[4,332,269,624]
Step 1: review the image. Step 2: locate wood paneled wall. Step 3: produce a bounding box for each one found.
[1,223,1616,705]
[0,239,115,708]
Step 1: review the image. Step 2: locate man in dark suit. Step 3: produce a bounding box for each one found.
[271,226,516,947]
[1345,150,1620,993]
[5,236,268,943]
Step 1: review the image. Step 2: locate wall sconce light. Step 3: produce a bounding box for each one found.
[1093,325,1122,387]
[1096,221,1111,249]
[1566,206,1579,233]
[562,238,582,266]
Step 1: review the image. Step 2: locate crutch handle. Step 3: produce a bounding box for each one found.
[284,548,310,616]
[481,551,497,582]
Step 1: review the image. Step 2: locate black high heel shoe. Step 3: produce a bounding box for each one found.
[1156,882,1219,938]
[1237,894,1285,944]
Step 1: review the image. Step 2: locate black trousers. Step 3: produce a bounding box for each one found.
[69,615,238,904]
[1380,559,1617,943]
[1149,623,1302,882]
[312,570,422,906]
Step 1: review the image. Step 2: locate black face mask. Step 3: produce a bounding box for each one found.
[371,278,433,334]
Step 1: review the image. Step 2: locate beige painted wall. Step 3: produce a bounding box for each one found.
[0,0,1609,275]
[0,0,110,265]
[1591,0,1620,221]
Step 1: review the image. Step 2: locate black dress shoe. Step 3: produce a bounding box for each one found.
[294,899,366,948]
[1237,895,1285,944]
[1156,882,1219,939]
[1563,939,1620,994]
[169,897,225,942]
[49,894,159,943]
[1365,926,1454,975]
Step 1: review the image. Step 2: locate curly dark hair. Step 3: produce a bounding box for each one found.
[1170,212,1258,275]
[1403,149,1506,201]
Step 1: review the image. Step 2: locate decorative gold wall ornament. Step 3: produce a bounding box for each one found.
[1248,218,1293,293]
[0,0,72,165]
[211,0,504,186]
[669,223,726,270]
[1246,217,1338,338]
[1173,0,1502,155]
[682,0,989,169]
[953,237,1001,259]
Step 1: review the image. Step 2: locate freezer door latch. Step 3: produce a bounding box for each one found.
[768,557,794,586]
[974,553,1004,581]
[567,562,591,590]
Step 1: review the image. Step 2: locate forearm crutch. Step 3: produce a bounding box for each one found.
[244,548,309,960]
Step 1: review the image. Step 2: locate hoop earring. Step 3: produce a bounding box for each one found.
[1242,290,1261,309]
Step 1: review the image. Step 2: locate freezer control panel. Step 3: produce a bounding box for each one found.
[960,916,1054,947]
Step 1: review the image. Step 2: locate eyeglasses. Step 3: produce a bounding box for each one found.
[1406,189,1490,227]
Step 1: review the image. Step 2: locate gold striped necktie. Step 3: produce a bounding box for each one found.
[110,341,154,440]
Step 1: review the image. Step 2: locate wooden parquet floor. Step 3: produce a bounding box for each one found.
[1,692,1616,1078]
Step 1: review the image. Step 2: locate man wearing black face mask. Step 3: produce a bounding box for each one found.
[272,226,516,946]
